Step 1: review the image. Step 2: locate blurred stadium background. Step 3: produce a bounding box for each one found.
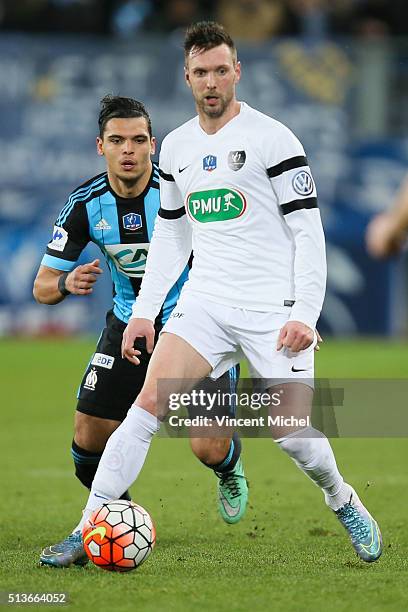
[1,0,408,338]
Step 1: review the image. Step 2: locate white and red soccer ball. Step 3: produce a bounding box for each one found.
[82,500,155,572]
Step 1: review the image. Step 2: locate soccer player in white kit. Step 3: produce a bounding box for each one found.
[75,21,382,562]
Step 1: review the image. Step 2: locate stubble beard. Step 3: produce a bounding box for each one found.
[197,91,233,119]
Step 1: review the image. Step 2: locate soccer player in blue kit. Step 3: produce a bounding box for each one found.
[34,96,247,567]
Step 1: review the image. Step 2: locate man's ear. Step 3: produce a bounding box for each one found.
[184,65,192,89]
[235,60,241,85]
[96,136,104,156]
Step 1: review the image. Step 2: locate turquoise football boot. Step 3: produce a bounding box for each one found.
[217,458,248,524]
[334,490,382,562]
[39,531,88,568]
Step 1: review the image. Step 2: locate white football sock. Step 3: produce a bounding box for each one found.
[325,482,356,511]
[277,427,347,508]
[74,405,160,533]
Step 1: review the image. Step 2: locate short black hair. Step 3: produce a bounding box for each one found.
[184,21,237,63]
[98,95,152,138]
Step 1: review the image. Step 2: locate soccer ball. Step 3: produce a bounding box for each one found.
[82,499,155,572]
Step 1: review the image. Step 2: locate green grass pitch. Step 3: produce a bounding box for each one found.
[1,338,408,611]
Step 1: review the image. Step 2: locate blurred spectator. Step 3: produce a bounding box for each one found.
[217,0,285,42]
[111,0,153,37]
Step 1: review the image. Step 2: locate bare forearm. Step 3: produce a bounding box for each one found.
[33,260,102,305]
[389,177,408,230]
[366,176,408,258]
[33,270,66,304]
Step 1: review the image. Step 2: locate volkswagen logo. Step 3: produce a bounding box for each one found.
[292,170,314,196]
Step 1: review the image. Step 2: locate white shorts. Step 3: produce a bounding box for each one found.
[163,291,316,388]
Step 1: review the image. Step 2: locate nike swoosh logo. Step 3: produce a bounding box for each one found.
[178,165,190,173]
[219,494,241,517]
[42,547,63,557]
[360,517,382,556]
[291,366,307,372]
[84,526,107,544]
[95,493,109,500]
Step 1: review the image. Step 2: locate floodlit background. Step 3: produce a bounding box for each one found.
[1,0,408,338]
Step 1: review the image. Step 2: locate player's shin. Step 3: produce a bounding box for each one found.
[192,432,248,525]
[76,405,160,531]
[71,440,131,500]
[276,426,383,562]
[276,427,352,507]
[71,440,102,488]
[195,432,242,473]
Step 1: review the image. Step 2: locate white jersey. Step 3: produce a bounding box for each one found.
[132,102,326,330]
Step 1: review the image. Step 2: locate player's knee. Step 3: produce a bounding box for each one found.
[74,428,106,452]
[135,388,158,415]
[74,412,116,451]
[190,437,210,462]
[74,421,91,450]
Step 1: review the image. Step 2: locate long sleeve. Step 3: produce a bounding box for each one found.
[283,208,326,329]
[266,124,326,330]
[131,139,192,321]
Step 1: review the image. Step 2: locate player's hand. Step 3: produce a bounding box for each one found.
[277,321,314,353]
[365,213,406,258]
[64,259,102,295]
[122,318,155,365]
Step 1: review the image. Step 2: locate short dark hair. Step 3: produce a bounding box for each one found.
[98,95,152,138]
[184,21,237,63]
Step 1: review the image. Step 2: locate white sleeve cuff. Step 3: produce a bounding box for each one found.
[130,303,156,322]
[288,302,320,331]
